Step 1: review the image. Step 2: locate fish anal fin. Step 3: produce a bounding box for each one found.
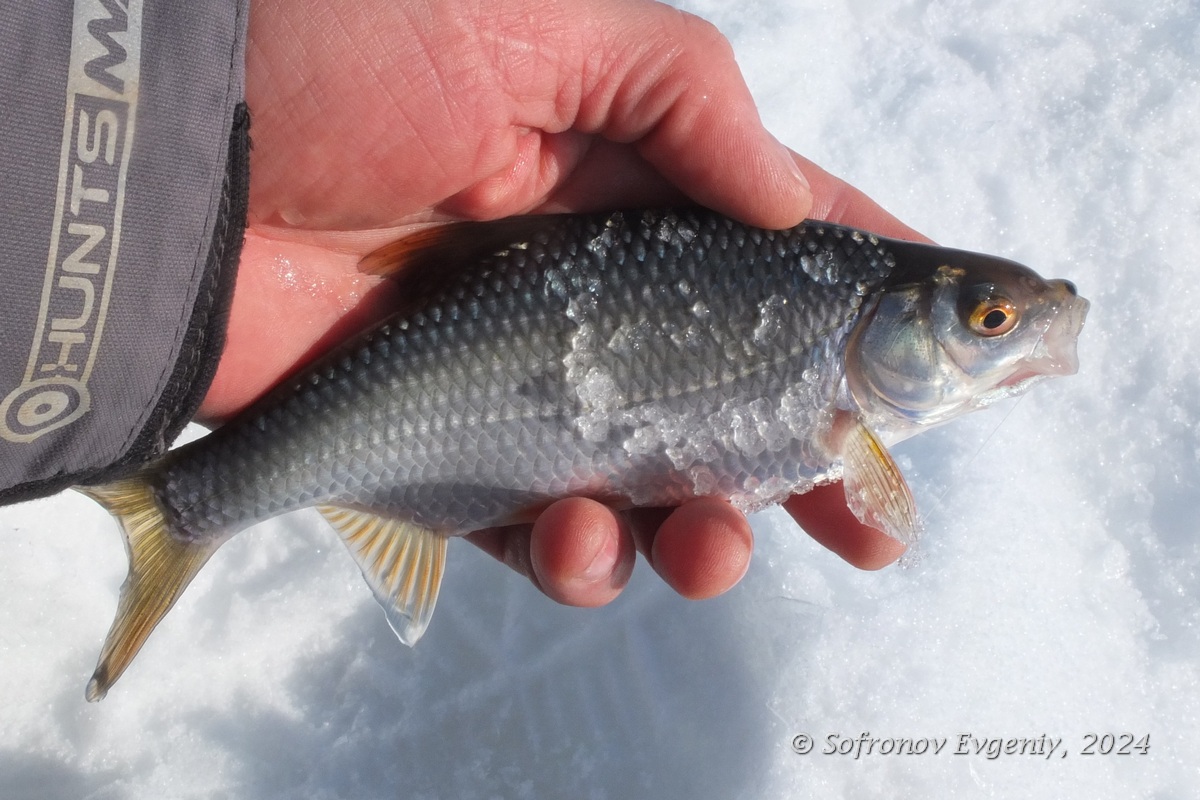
[318,506,448,646]
[837,415,923,546]
[76,479,225,702]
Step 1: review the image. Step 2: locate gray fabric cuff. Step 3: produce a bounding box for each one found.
[0,1,250,503]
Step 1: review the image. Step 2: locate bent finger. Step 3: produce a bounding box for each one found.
[626,498,753,600]
[783,482,905,570]
[466,497,636,607]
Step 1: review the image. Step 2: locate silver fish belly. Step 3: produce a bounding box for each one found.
[75,207,1088,700]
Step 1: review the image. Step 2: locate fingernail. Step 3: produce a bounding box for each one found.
[581,534,619,582]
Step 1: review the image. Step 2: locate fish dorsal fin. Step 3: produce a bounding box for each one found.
[839,417,923,546]
[359,216,557,279]
[318,506,448,646]
[76,478,227,702]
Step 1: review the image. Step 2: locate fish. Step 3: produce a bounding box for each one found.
[76,208,1088,700]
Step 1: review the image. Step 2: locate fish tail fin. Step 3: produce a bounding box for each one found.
[76,478,224,702]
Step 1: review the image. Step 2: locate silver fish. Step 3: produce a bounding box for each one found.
[77,208,1088,700]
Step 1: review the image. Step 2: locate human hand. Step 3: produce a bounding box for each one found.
[201,0,918,608]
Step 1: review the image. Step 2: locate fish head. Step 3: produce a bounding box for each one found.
[845,242,1089,439]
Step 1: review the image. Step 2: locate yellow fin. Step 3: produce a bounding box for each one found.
[318,506,448,646]
[359,216,552,277]
[839,417,922,546]
[76,478,225,702]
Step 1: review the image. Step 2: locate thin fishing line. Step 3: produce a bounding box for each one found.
[900,394,1027,568]
[910,377,1038,558]
[914,308,1058,538]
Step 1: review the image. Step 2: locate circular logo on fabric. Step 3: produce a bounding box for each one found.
[0,380,90,442]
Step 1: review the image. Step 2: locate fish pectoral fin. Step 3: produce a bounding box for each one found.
[839,417,923,546]
[76,479,225,702]
[318,506,448,647]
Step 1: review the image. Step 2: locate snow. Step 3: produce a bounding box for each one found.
[2,0,1198,797]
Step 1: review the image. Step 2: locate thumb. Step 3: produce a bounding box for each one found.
[494,0,814,228]
[601,5,814,228]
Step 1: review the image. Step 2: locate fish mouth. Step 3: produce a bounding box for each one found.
[984,284,1088,401]
[1020,282,1090,379]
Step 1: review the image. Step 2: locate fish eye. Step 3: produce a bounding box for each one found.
[967,296,1019,336]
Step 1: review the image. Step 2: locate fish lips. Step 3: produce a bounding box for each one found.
[1000,285,1090,391]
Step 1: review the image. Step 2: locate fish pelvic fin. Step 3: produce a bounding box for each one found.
[318,506,448,647]
[76,478,225,702]
[838,415,923,546]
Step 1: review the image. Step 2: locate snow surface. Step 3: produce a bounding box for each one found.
[3,1,1198,797]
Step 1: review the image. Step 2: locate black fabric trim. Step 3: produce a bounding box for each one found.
[124,102,251,461]
[0,104,250,505]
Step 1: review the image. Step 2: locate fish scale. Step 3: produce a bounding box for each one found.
[157,210,891,538]
[73,207,1087,699]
